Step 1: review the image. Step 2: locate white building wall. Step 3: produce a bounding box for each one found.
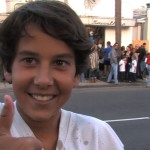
[143,22,147,40]
[105,28,115,46]
[0,0,135,48]
[67,0,134,47]
[121,27,133,46]
[0,0,7,13]
[0,0,27,13]
[68,0,133,18]
[105,27,132,47]
[121,0,133,18]
[132,24,142,40]
[68,0,115,17]
[132,26,138,40]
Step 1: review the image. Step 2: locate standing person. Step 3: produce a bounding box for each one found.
[136,44,146,79]
[99,56,104,79]
[129,55,137,82]
[119,56,126,82]
[124,45,133,81]
[0,1,124,150]
[120,46,125,59]
[135,44,140,52]
[89,44,99,82]
[103,41,112,77]
[107,42,120,84]
[146,53,150,87]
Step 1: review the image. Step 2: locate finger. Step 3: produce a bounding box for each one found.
[0,95,14,136]
[0,137,44,150]
[17,137,44,150]
[25,137,44,150]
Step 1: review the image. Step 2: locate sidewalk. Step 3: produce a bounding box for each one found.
[0,82,12,90]
[77,78,146,88]
[0,79,147,90]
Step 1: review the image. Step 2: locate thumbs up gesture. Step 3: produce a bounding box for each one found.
[0,95,44,150]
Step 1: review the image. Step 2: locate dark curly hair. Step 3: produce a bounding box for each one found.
[0,0,92,75]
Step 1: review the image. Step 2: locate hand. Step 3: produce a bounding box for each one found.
[0,95,44,150]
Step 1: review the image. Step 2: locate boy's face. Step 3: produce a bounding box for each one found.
[123,58,126,61]
[4,24,79,123]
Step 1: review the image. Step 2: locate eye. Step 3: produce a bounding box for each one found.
[22,57,36,65]
[55,59,69,66]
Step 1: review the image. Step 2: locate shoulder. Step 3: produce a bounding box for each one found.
[73,111,106,127]
[61,109,114,132]
[111,48,115,52]
[62,110,116,135]
[61,109,124,149]
[105,47,111,51]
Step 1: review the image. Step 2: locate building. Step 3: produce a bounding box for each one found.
[67,0,136,47]
[146,3,150,51]
[0,0,28,23]
[1,0,149,49]
[132,4,150,51]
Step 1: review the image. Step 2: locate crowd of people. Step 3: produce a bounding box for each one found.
[81,41,150,87]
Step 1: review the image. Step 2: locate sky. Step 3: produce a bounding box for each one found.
[129,0,150,9]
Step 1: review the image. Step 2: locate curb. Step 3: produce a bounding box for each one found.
[77,80,146,88]
[0,80,146,90]
[77,83,146,88]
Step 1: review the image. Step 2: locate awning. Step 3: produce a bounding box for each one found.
[80,16,136,27]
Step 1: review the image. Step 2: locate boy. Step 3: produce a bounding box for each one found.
[0,1,124,150]
[129,55,137,82]
[119,56,126,82]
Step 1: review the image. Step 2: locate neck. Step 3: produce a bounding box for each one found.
[29,114,60,150]
[28,112,61,136]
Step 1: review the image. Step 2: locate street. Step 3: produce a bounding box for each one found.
[0,86,150,150]
[63,87,150,150]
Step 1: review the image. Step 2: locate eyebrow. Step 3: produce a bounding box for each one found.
[16,50,75,59]
[17,50,38,56]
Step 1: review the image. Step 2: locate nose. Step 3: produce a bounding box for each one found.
[34,66,54,88]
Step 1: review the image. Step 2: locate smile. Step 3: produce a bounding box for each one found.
[30,94,56,101]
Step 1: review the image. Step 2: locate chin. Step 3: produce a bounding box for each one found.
[31,112,52,121]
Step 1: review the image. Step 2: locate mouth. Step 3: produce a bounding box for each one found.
[29,93,56,101]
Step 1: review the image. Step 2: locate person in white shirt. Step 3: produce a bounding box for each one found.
[129,55,137,82]
[119,56,127,82]
[0,1,124,150]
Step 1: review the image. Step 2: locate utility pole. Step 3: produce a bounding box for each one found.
[115,0,121,47]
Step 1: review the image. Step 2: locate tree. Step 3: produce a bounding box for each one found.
[115,0,121,47]
[84,0,99,9]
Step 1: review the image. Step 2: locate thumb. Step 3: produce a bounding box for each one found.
[0,95,14,136]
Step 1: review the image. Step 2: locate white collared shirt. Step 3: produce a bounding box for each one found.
[0,102,124,150]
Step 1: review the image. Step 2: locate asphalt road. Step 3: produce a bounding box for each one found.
[63,87,150,150]
[0,86,149,150]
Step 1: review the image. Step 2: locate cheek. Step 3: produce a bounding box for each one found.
[57,75,77,95]
[11,68,33,93]
[12,71,31,86]
[57,71,78,87]
[11,62,33,80]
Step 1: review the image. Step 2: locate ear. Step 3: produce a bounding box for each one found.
[3,69,12,84]
[73,75,80,88]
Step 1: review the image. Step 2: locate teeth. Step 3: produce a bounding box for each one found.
[32,94,53,101]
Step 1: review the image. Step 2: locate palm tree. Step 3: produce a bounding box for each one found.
[115,0,121,47]
[84,0,97,9]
